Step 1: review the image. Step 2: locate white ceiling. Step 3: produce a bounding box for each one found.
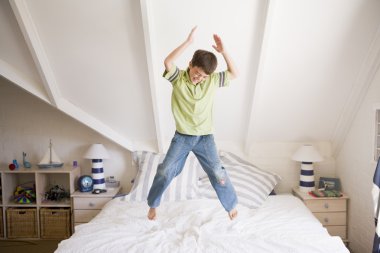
[1,0,380,154]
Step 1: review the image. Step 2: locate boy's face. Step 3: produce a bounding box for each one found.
[188,63,209,84]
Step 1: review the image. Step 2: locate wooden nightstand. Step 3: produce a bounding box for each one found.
[72,186,121,229]
[292,187,349,243]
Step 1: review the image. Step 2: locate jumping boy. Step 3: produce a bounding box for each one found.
[147,26,238,220]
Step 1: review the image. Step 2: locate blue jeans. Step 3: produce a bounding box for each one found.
[147,131,238,212]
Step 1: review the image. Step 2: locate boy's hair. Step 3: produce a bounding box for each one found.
[191,50,217,75]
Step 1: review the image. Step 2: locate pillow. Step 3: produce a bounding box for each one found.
[125,151,200,202]
[198,151,281,209]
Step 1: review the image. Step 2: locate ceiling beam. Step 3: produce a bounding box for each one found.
[59,99,135,151]
[244,0,274,154]
[139,0,165,153]
[9,0,136,151]
[331,24,380,156]
[0,59,50,103]
[9,0,61,107]
[0,58,135,150]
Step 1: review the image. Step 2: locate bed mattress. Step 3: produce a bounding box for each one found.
[56,195,349,253]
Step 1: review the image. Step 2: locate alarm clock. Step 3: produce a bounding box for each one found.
[78,175,93,192]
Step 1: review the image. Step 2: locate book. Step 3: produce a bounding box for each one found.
[309,189,342,198]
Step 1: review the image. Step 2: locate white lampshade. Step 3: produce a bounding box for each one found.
[84,144,110,159]
[292,144,323,162]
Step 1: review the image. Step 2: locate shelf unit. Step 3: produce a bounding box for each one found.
[71,186,121,229]
[292,187,349,245]
[0,166,80,239]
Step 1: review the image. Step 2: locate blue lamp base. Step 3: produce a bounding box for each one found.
[299,162,315,192]
[91,159,106,190]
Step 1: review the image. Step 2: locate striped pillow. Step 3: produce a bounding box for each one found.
[125,151,200,202]
[198,151,281,209]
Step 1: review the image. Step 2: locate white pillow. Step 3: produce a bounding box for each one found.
[125,151,200,202]
[198,151,281,209]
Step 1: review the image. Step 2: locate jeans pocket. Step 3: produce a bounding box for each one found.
[172,131,182,143]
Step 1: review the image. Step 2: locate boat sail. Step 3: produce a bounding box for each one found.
[38,140,64,169]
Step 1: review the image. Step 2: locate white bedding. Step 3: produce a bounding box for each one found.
[56,195,349,253]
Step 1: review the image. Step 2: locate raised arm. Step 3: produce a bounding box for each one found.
[164,26,197,72]
[212,34,238,80]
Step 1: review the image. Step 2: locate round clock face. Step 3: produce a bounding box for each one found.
[78,175,93,192]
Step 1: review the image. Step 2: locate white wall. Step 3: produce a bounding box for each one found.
[336,68,380,252]
[0,77,135,193]
[0,76,338,196]
[248,141,335,193]
[148,0,265,144]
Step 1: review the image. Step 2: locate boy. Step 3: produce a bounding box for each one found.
[147,26,238,220]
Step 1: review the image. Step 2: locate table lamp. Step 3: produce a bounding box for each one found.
[84,144,110,190]
[292,144,323,192]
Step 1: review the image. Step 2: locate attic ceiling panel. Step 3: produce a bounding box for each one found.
[0,0,47,98]
[25,0,156,142]
[149,0,263,142]
[251,0,380,142]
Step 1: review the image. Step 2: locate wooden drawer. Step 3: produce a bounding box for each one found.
[304,199,346,212]
[73,210,100,223]
[326,225,347,239]
[313,212,346,226]
[73,197,112,210]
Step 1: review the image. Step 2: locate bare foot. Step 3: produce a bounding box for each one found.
[147,208,157,220]
[228,209,238,220]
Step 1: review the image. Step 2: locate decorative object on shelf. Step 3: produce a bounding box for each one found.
[78,175,94,192]
[38,139,64,169]
[106,176,120,188]
[9,163,16,171]
[44,185,70,202]
[292,144,323,193]
[318,177,341,191]
[23,152,32,168]
[14,183,36,204]
[12,159,19,169]
[92,189,107,194]
[84,144,110,191]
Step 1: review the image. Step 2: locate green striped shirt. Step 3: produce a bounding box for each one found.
[163,65,230,135]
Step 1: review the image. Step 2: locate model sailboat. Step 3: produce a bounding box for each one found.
[38,139,64,169]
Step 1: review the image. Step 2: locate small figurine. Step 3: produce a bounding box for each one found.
[44,185,70,201]
[23,152,32,168]
[9,163,16,170]
[12,159,19,169]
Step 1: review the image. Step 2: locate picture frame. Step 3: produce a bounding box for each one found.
[318,177,341,191]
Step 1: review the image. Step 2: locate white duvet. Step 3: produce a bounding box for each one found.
[56,195,349,253]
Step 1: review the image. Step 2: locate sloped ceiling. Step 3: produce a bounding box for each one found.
[1,0,380,154]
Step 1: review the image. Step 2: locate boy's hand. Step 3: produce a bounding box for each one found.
[212,34,224,54]
[186,26,197,44]
[164,26,197,71]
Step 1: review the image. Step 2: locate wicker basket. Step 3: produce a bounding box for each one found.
[6,207,38,238]
[40,207,71,239]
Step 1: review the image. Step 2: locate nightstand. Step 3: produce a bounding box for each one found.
[292,187,349,243]
[72,186,121,229]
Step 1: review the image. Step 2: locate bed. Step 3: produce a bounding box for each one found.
[55,151,349,253]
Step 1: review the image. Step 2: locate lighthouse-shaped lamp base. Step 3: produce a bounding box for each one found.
[299,162,315,193]
[91,159,106,190]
